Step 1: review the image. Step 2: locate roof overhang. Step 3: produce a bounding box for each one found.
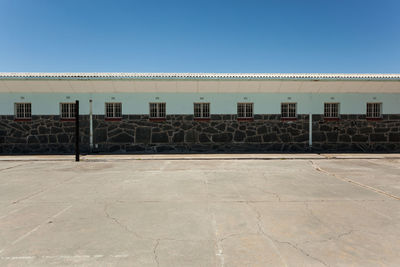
[0,73,400,81]
[1,79,399,93]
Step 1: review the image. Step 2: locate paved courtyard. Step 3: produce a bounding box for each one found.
[0,154,399,267]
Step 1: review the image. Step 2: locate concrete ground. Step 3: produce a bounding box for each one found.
[0,154,399,267]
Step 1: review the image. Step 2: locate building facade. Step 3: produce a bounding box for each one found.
[0,73,399,154]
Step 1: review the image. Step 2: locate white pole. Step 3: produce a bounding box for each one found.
[89,99,93,152]
[309,113,312,148]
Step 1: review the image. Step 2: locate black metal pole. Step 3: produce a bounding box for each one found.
[75,100,80,162]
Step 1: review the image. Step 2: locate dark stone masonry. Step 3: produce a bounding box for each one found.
[0,114,399,154]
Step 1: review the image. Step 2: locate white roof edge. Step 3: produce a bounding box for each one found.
[0,73,399,80]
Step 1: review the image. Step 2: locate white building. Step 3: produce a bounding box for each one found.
[0,73,399,153]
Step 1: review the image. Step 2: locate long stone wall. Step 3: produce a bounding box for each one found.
[312,115,400,152]
[0,114,399,154]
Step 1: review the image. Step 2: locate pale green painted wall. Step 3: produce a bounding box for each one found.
[0,93,399,115]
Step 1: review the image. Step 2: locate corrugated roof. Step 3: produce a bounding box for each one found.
[0,73,399,80]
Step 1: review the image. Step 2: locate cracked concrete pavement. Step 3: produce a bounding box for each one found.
[0,154,399,266]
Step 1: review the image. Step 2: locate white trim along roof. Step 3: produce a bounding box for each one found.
[0,73,400,80]
[0,73,399,93]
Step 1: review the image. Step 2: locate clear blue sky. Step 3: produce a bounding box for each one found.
[0,0,399,73]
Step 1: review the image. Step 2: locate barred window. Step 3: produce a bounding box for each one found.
[149,103,166,118]
[281,103,297,118]
[15,103,31,119]
[60,103,76,119]
[237,103,253,118]
[366,103,382,118]
[324,103,339,118]
[105,102,122,118]
[194,103,210,118]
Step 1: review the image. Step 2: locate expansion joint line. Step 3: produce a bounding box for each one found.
[310,160,400,201]
[153,239,160,267]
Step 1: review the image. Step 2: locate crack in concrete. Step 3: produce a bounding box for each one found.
[153,239,160,267]
[103,203,144,240]
[0,205,72,255]
[302,202,356,246]
[205,171,227,267]
[219,232,256,243]
[0,163,32,172]
[104,202,208,267]
[274,239,329,267]
[310,160,400,201]
[244,201,288,267]
[9,174,79,206]
[302,230,354,246]
[248,201,331,267]
[304,202,325,226]
[249,172,282,202]
[231,174,328,267]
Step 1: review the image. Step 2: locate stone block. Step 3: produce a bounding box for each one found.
[263,133,279,142]
[326,132,338,142]
[359,127,373,134]
[136,127,151,143]
[6,136,26,144]
[181,123,192,130]
[313,132,326,142]
[212,133,233,143]
[108,132,134,143]
[233,131,245,142]
[151,132,169,143]
[338,134,351,142]
[245,136,262,143]
[319,124,331,131]
[109,145,122,152]
[203,127,218,134]
[279,133,291,142]
[50,126,63,134]
[185,130,196,143]
[226,127,235,133]
[370,134,387,142]
[38,126,50,134]
[257,126,268,134]
[172,131,184,143]
[246,130,256,136]
[27,136,39,144]
[374,128,390,133]
[57,133,69,143]
[294,134,308,142]
[389,133,400,142]
[49,135,57,143]
[199,133,211,143]
[352,135,368,142]
[347,128,357,135]
[38,135,49,143]
[287,127,300,135]
[95,128,108,143]
[126,145,146,152]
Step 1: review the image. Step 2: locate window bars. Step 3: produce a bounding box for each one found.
[194,103,210,118]
[60,103,76,119]
[15,103,31,119]
[366,103,382,118]
[324,103,339,118]
[237,103,253,118]
[149,102,166,118]
[281,103,297,118]
[105,102,122,118]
